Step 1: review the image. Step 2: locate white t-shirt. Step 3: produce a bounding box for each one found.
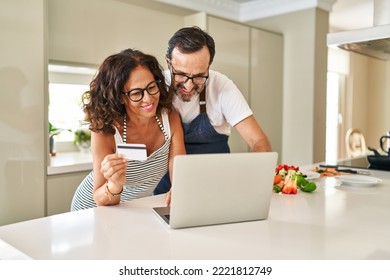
[164,70,253,136]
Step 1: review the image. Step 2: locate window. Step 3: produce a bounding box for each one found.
[48,62,96,142]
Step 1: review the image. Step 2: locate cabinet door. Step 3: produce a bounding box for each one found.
[250,28,283,157]
[0,0,46,226]
[207,16,250,152]
[47,171,90,215]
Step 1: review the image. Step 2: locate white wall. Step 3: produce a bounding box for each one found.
[349,53,370,143]
[0,0,46,225]
[248,8,329,165]
[367,58,390,149]
[334,50,390,152]
[327,47,390,157]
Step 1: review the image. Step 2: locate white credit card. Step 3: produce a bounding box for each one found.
[117,143,147,161]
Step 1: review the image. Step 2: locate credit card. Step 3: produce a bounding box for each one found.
[116,143,147,161]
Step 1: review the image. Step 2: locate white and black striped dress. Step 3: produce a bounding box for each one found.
[70,110,170,211]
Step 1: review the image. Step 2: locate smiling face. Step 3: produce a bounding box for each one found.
[123,66,160,118]
[169,46,210,102]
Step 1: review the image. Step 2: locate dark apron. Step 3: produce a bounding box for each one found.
[154,88,230,194]
[182,113,230,154]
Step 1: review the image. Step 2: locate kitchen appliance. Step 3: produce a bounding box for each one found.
[327,0,390,60]
[380,131,390,153]
[331,132,390,171]
[334,156,390,171]
[336,157,371,169]
[366,131,390,170]
[367,155,390,170]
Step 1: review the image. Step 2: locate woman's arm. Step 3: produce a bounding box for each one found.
[91,131,127,206]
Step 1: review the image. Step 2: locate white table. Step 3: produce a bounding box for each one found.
[0,168,389,260]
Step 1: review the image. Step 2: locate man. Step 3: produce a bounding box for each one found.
[155,26,272,194]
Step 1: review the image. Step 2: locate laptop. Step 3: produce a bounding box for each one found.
[153,152,278,229]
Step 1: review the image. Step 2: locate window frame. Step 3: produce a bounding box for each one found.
[48,61,97,149]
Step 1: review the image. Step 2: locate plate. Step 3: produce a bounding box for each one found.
[334,175,382,187]
[301,171,321,180]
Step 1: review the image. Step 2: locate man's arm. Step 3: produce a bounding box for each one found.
[234,115,272,152]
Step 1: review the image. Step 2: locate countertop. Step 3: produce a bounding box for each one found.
[47,152,92,175]
[1,165,389,260]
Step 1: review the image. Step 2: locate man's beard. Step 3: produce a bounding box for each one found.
[173,83,203,102]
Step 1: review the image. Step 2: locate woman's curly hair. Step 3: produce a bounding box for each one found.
[82,48,171,134]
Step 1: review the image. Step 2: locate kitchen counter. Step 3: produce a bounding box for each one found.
[1,166,389,260]
[47,151,92,175]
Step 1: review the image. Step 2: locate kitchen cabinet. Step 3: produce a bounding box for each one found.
[208,17,250,152]
[250,28,283,157]
[0,0,46,226]
[47,171,90,215]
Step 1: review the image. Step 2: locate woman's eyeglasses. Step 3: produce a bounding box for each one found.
[122,80,161,102]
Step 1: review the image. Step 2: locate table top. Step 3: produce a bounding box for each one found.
[1,167,389,260]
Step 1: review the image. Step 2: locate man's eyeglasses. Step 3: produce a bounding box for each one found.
[122,80,160,102]
[169,63,208,86]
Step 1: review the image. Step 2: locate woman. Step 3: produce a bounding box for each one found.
[71,49,185,211]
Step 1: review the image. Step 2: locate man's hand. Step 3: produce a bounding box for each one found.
[165,189,172,207]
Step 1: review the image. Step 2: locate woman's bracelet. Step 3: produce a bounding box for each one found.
[104,181,123,200]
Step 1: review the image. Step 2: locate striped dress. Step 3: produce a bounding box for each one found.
[70,110,170,211]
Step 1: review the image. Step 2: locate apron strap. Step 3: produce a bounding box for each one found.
[199,88,206,113]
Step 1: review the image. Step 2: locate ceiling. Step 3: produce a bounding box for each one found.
[329,0,373,31]
[155,0,374,31]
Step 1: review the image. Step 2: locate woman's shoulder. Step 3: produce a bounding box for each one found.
[91,129,117,155]
[167,108,180,120]
[164,109,181,131]
[160,108,178,119]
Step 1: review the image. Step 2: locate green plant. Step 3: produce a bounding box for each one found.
[74,129,91,144]
[49,122,61,137]
[49,122,71,137]
[49,122,71,156]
